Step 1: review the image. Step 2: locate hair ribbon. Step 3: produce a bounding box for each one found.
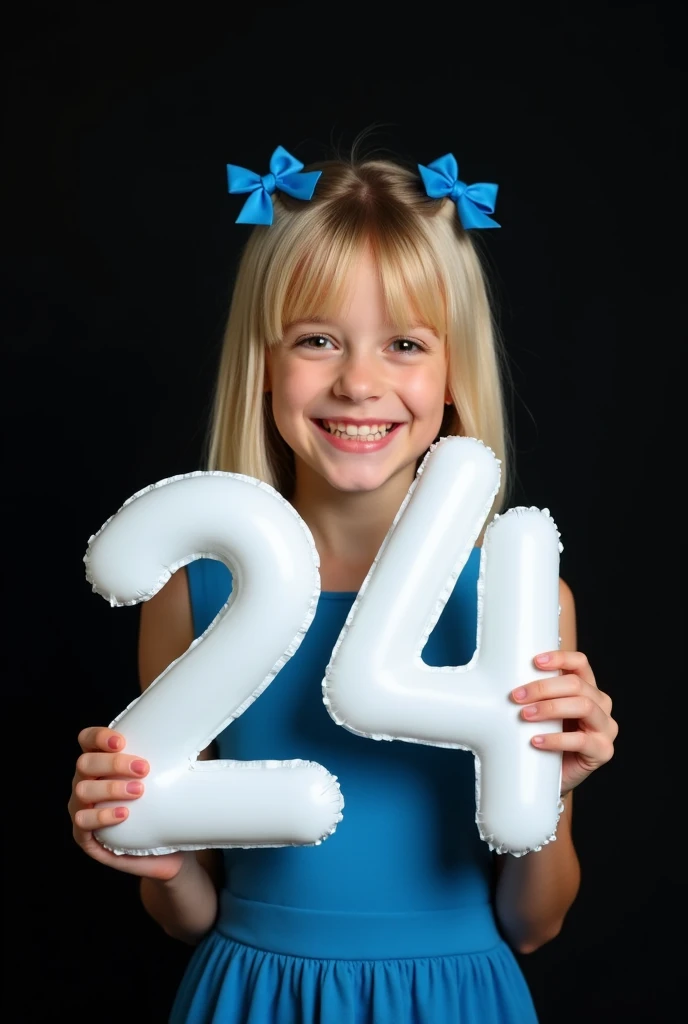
[418,154,500,229]
[227,145,322,225]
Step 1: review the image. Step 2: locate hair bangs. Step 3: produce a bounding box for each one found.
[260,214,371,345]
[260,204,448,344]
[374,227,448,337]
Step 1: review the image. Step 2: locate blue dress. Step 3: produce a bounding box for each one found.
[169,550,538,1023]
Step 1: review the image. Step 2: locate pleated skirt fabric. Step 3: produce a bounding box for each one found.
[169,892,538,1023]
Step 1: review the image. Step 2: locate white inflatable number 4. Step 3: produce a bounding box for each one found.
[323,437,564,855]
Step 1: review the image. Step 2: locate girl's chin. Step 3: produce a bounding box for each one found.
[310,461,418,496]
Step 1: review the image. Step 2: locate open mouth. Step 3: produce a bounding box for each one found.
[317,420,402,441]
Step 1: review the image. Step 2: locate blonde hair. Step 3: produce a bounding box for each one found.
[207,154,511,512]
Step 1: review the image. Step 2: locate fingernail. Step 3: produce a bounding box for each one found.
[114,807,127,819]
[130,760,148,775]
[532,735,545,745]
[108,736,121,750]
[512,687,528,701]
[536,653,551,664]
[523,705,538,718]
[126,781,143,794]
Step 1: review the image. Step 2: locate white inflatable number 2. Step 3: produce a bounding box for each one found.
[323,437,564,856]
[84,473,344,856]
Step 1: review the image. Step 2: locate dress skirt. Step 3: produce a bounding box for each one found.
[169,891,538,1024]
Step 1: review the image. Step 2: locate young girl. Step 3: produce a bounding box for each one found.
[68,145,618,1023]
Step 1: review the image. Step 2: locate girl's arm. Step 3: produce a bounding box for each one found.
[137,568,223,945]
[493,580,587,953]
[493,794,578,954]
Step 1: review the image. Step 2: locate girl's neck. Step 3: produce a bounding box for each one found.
[291,466,416,592]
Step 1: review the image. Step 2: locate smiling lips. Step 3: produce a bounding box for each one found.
[314,418,402,453]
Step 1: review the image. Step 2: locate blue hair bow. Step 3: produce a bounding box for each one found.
[417,154,500,229]
[226,145,322,225]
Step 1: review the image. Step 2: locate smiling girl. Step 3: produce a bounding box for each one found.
[68,146,617,1023]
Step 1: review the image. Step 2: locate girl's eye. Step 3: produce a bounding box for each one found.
[390,338,423,353]
[298,334,335,350]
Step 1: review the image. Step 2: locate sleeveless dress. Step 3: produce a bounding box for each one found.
[169,550,538,1024]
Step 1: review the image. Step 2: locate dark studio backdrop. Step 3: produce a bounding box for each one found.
[4,7,682,1023]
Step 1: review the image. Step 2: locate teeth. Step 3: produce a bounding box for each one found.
[323,421,394,439]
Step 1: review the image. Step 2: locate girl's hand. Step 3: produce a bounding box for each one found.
[68,726,185,880]
[511,651,618,795]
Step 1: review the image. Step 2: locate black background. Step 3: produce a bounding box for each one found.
[4,7,682,1022]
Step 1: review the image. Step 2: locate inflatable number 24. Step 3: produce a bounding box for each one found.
[85,436,563,859]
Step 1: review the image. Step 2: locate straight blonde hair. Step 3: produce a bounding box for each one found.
[207,156,511,513]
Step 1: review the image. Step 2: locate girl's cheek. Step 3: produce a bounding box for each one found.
[403,372,448,412]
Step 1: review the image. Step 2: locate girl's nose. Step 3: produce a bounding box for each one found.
[332,353,385,403]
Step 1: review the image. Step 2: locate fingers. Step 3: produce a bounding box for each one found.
[518,694,611,732]
[70,728,149,837]
[513,666,613,717]
[74,804,130,832]
[71,762,147,832]
[77,726,126,753]
[533,650,596,687]
[513,653,617,790]
[530,729,616,764]
[76,752,149,780]
[71,753,148,832]
[75,778,145,805]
